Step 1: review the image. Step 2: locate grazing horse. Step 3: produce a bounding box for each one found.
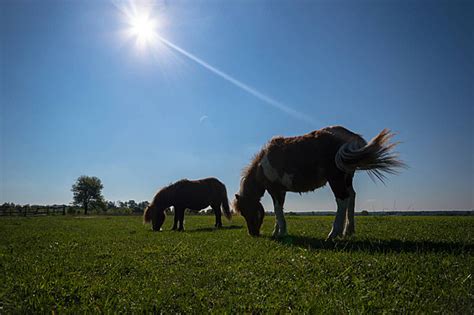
[144,177,232,231]
[233,126,405,239]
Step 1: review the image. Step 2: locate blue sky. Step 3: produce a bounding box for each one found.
[1,0,473,211]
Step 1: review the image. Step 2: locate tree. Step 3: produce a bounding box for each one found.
[118,201,127,208]
[137,201,149,213]
[127,200,138,211]
[71,176,105,215]
[106,201,117,211]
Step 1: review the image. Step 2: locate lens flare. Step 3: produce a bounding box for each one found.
[117,0,162,51]
[129,13,156,48]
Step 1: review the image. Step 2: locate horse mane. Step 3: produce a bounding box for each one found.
[241,149,266,184]
[236,144,268,209]
[144,183,174,224]
[149,181,179,208]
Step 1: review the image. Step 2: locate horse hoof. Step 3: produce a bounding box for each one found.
[343,230,355,238]
[272,231,287,239]
[326,232,341,241]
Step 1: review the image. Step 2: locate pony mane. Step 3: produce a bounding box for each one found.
[149,182,177,207]
[240,147,267,186]
[234,145,268,213]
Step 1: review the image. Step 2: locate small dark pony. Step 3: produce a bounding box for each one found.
[233,126,406,239]
[144,177,232,231]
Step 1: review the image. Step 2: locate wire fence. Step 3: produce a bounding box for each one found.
[0,205,67,216]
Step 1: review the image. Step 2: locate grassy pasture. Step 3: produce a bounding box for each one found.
[1,215,473,313]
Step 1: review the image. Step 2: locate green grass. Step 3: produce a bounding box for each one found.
[1,215,473,313]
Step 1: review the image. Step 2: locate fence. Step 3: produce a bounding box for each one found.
[0,205,67,216]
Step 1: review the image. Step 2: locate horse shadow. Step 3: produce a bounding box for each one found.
[272,235,473,254]
[187,225,243,233]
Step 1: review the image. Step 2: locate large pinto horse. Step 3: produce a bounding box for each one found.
[144,177,232,231]
[233,126,405,239]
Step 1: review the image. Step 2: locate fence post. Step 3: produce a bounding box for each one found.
[63,205,66,215]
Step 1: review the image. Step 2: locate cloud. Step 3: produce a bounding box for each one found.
[199,115,208,123]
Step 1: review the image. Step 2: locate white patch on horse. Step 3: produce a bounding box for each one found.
[274,200,284,226]
[272,199,287,237]
[327,197,350,240]
[260,154,294,190]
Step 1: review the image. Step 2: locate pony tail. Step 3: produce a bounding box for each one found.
[220,186,232,220]
[335,129,407,183]
[143,206,152,224]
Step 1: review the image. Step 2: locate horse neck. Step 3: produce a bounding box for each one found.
[240,166,265,201]
[152,188,173,212]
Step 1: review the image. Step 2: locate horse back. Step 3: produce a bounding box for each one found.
[259,127,361,192]
[172,177,225,210]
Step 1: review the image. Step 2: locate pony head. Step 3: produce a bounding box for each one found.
[144,204,166,231]
[233,193,265,236]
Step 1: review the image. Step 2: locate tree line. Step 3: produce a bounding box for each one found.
[0,200,150,216]
[1,175,150,216]
[2,175,219,216]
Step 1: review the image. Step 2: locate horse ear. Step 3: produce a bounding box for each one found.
[235,194,240,200]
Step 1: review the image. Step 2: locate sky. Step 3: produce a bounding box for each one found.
[1,0,473,211]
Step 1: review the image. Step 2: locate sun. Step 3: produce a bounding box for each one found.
[118,0,163,52]
[130,13,157,46]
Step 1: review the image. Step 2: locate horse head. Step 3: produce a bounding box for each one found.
[233,194,265,236]
[144,204,166,231]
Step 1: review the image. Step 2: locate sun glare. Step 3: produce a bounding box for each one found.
[120,1,162,51]
[129,13,157,48]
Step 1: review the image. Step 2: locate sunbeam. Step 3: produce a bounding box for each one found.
[155,35,318,125]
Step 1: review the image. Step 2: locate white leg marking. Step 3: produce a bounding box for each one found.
[272,199,287,237]
[272,222,279,238]
[343,192,356,237]
[327,197,349,240]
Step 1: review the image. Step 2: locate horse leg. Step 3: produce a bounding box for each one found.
[152,209,165,232]
[343,187,356,237]
[176,207,185,231]
[269,190,287,237]
[327,178,350,240]
[212,205,222,228]
[172,208,179,230]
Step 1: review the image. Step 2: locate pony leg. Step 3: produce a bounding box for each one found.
[269,190,287,237]
[327,198,349,240]
[172,209,179,230]
[343,188,356,237]
[212,205,222,228]
[152,209,165,232]
[327,179,350,240]
[177,208,185,231]
[272,223,280,237]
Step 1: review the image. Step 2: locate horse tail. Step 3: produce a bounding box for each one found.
[143,206,152,224]
[335,129,406,183]
[220,185,232,221]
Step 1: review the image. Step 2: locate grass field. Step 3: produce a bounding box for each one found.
[1,215,473,313]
